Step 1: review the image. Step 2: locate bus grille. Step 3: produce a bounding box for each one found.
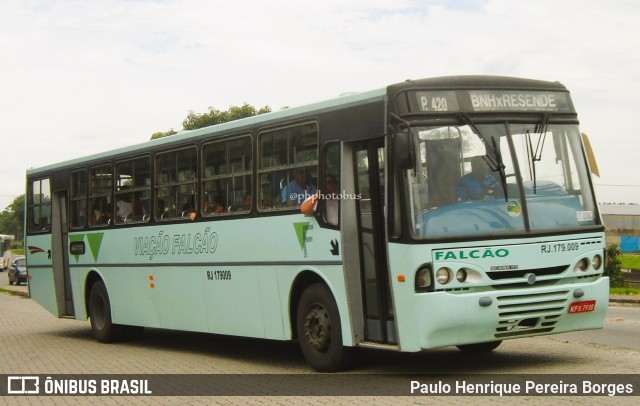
[493,290,569,338]
[487,265,568,280]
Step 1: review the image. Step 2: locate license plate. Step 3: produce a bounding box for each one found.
[568,300,596,314]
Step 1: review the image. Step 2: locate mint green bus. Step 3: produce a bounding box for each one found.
[25,76,607,371]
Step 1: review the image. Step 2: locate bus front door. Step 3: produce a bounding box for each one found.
[353,140,396,344]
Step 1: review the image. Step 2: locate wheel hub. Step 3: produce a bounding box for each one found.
[304,304,331,352]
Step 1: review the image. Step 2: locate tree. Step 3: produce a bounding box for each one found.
[0,194,25,239]
[605,244,626,288]
[151,103,271,139]
[150,129,177,140]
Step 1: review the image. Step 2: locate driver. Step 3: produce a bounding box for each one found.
[455,156,499,201]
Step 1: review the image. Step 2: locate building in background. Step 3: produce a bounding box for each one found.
[599,204,640,250]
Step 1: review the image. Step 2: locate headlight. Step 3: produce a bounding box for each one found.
[436,267,452,285]
[592,254,602,270]
[574,258,589,272]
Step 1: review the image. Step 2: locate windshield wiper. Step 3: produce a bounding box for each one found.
[526,113,550,194]
[458,113,508,200]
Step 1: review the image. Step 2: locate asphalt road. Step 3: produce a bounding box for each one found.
[0,290,639,405]
[551,305,640,351]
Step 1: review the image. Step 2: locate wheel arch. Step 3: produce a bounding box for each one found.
[84,269,105,317]
[289,270,331,340]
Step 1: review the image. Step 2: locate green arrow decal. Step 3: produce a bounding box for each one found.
[293,222,310,250]
[86,232,104,262]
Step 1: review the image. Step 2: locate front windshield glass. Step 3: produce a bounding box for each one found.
[408,123,598,238]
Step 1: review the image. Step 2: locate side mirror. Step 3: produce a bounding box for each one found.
[582,133,600,177]
[392,131,416,170]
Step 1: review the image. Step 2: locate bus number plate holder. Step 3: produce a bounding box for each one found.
[568,300,596,314]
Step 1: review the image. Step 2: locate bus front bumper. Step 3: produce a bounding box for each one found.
[412,277,609,350]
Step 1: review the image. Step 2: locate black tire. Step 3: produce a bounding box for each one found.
[88,280,124,343]
[296,283,350,372]
[8,278,13,285]
[456,340,502,354]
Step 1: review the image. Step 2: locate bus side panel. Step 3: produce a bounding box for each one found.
[101,267,163,329]
[26,235,60,317]
[150,265,206,332]
[203,265,264,338]
[71,267,88,320]
[257,266,285,340]
[28,266,59,317]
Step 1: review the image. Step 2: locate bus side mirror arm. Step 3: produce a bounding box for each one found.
[392,131,416,171]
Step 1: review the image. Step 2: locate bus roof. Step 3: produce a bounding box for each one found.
[27,87,386,176]
[26,75,570,176]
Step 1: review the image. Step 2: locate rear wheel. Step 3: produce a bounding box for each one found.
[88,280,124,343]
[456,340,502,353]
[296,283,350,372]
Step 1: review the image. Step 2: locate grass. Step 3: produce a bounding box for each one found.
[610,286,640,295]
[620,254,640,270]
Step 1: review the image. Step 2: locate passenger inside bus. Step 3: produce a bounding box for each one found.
[242,193,252,211]
[156,199,166,219]
[281,168,316,206]
[208,195,226,214]
[324,174,339,225]
[91,198,111,225]
[132,191,145,220]
[116,189,132,221]
[181,195,196,217]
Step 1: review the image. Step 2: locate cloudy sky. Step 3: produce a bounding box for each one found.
[1,0,639,212]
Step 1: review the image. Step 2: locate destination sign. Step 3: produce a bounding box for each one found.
[414,91,459,112]
[410,90,573,113]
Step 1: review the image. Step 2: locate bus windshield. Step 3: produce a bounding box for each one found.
[407,122,598,238]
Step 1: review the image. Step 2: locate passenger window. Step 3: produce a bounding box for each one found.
[156,147,197,220]
[323,143,340,226]
[70,170,87,229]
[28,178,52,233]
[115,156,151,224]
[202,135,252,215]
[89,164,113,227]
[258,123,318,210]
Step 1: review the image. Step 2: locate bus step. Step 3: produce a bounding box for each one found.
[356,342,400,351]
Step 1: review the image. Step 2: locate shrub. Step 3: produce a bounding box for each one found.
[605,245,626,288]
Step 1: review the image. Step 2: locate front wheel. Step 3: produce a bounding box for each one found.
[296,283,350,372]
[456,340,502,354]
[88,280,124,343]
